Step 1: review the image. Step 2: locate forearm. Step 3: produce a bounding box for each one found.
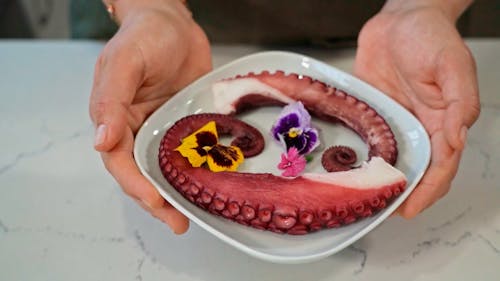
[102,0,189,25]
[382,0,474,22]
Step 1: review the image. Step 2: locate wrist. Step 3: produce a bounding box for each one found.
[381,0,473,22]
[103,0,189,25]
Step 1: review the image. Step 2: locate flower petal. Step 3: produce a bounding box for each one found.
[277,147,306,177]
[271,101,320,154]
[291,101,312,127]
[175,121,219,167]
[281,102,311,127]
[178,151,207,168]
[289,158,306,175]
[283,133,308,153]
[286,147,301,160]
[277,153,290,169]
[206,144,244,172]
[272,113,300,140]
[300,128,320,154]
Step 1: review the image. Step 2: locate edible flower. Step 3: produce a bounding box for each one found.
[175,121,244,172]
[271,101,319,155]
[277,147,307,177]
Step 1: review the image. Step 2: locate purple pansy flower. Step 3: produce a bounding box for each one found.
[271,101,319,155]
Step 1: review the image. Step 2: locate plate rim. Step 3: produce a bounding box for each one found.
[134,50,431,264]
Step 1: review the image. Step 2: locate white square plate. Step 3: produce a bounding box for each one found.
[134,51,430,264]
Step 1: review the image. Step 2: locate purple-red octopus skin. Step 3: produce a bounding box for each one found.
[322,146,357,172]
[158,71,407,235]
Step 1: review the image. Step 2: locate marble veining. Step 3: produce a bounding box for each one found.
[468,139,495,179]
[0,40,498,281]
[136,257,145,281]
[390,232,473,267]
[0,141,54,176]
[442,231,473,247]
[133,229,157,264]
[411,238,442,259]
[477,234,500,254]
[347,245,367,275]
[427,206,472,232]
[0,124,91,176]
[0,221,125,244]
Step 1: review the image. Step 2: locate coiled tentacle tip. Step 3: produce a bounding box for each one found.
[159,71,406,234]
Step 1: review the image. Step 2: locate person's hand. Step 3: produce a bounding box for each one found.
[89,1,212,234]
[354,2,480,218]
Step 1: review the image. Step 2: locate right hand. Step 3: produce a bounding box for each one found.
[354,2,480,218]
[89,1,212,234]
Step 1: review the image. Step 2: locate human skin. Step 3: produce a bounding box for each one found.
[354,0,480,218]
[90,0,480,234]
[90,0,211,234]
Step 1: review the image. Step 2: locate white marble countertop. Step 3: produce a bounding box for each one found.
[0,39,498,281]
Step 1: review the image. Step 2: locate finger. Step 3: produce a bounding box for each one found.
[89,42,144,152]
[151,202,190,234]
[134,199,190,234]
[436,46,480,150]
[101,127,164,209]
[444,101,469,151]
[397,130,462,218]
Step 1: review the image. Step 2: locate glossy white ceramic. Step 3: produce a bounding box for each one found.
[134,51,430,264]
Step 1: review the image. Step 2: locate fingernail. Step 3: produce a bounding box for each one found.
[94,124,107,147]
[459,126,468,148]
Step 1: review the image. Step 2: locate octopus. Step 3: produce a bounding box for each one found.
[158,71,407,235]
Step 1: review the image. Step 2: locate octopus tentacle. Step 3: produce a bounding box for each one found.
[159,71,407,235]
[164,113,265,158]
[213,70,398,165]
[322,146,357,172]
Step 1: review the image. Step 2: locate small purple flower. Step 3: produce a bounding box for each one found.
[277,147,307,177]
[271,101,319,155]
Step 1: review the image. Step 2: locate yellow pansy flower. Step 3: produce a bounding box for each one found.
[175,121,244,172]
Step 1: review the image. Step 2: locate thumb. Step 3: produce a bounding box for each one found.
[89,46,144,152]
[437,46,480,151]
[443,101,469,152]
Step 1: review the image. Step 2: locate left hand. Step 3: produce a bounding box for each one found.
[90,1,212,234]
[354,4,480,218]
